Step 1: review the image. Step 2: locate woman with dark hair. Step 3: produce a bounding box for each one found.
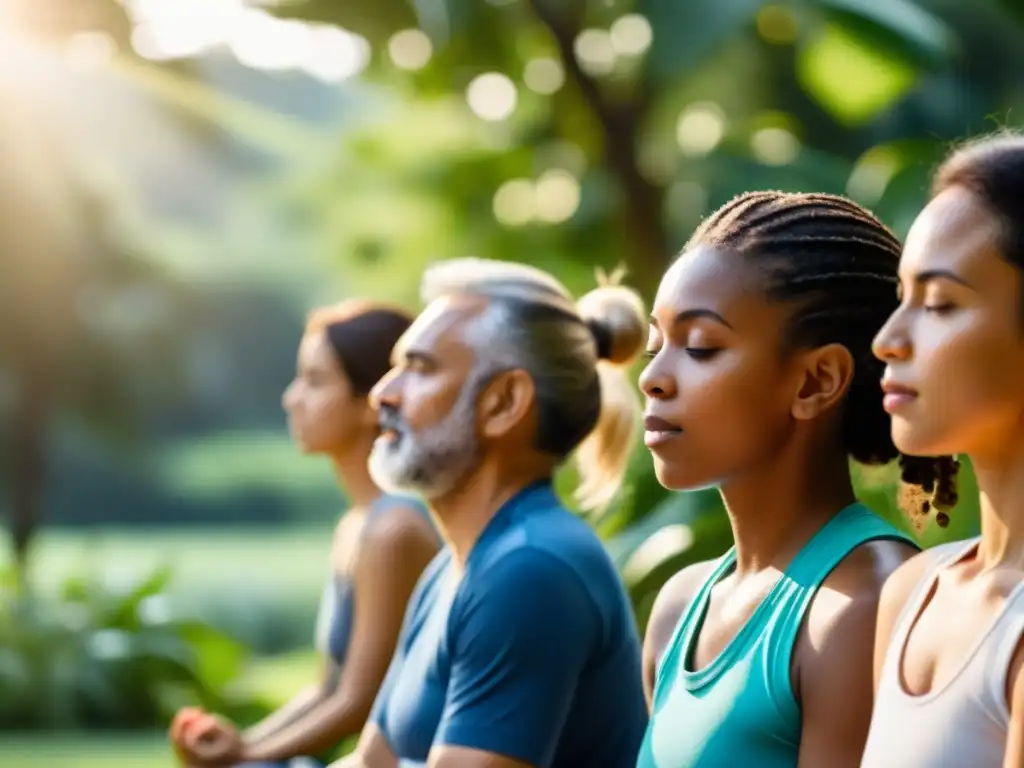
[635,191,942,767]
[171,301,441,768]
[864,134,1024,767]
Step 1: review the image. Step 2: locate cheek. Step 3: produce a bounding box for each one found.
[653,356,792,488]
[403,376,463,429]
[681,354,787,428]
[907,317,1024,453]
[305,392,353,436]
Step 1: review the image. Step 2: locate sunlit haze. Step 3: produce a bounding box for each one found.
[126,0,370,82]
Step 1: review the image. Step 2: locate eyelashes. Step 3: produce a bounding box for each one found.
[643,347,721,361]
[685,348,720,360]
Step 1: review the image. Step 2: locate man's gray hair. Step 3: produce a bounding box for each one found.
[419,258,645,510]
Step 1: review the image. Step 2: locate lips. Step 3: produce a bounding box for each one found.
[643,413,682,448]
[644,415,680,432]
[880,378,918,414]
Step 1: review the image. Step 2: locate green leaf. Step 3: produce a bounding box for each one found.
[608,488,722,568]
[629,506,733,631]
[73,657,125,720]
[87,564,172,628]
[175,621,248,691]
[638,0,767,83]
[412,0,470,44]
[0,564,259,728]
[797,22,918,126]
[818,0,955,66]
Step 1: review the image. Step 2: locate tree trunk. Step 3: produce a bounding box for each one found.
[8,348,49,594]
[527,0,670,298]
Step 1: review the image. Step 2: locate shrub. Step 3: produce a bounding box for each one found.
[0,564,267,731]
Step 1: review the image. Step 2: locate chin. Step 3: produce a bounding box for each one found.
[369,451,421,497]
[653,462,720,493]
[890,420,946,458]
[368,462,404,495]
[299,439,332,457]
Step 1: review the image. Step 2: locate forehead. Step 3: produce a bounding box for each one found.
[298,330,335,367]
[902,186,1004,278]
[653,244,772,325]
[395,294,484,362]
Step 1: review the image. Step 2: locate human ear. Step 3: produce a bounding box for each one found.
[478,369,535,440]
[791,343,854,421]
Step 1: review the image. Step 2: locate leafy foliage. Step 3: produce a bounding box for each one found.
[0,564,265,730]
[0,0,1013,704]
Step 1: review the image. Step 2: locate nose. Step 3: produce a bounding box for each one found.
[369,368,401,413]
[639,352,677,400]
[282,380,299,412]
[872,308,912,364]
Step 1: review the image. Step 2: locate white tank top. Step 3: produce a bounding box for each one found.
[861,537,1024,767]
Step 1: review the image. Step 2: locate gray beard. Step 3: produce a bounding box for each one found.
[368,375,483,501]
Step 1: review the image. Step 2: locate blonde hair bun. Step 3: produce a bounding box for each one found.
[577,281,646,367]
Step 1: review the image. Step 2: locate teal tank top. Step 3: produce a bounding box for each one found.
[636,503,915,768]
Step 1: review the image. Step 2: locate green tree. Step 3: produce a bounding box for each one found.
[263,0,1011,620]
[0,0,202,586]
[267,0,964,294]
[12,0,1021,616]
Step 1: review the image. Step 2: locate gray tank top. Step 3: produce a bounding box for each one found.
[860,537,1024,768]
[313,494,434,664]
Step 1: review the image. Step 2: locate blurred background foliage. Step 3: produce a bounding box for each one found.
[0,0,1012,762]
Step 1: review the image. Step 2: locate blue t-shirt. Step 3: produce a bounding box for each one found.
[369,480,648,767]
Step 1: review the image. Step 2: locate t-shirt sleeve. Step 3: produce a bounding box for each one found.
[368,643,403,736]
[435,550,598,767]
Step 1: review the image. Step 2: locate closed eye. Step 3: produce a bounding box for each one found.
[685,348,720,361]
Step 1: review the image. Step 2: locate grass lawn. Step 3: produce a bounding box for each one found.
[1,734,172,767]
[5,525,333,600]
[0,650,319,768]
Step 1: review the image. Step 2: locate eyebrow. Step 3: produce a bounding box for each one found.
[914,269,975,290]
[392,347,436,368]
[650,308,734,330]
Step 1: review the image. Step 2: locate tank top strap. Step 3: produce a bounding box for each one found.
[763,503,916,717]
[315,495,429,662]
[783,503,915,589]
[365,493,435,530]
[886,538,982,660]
[368,492,410,517]
[651,549,738,709]
[980,581,1024,723]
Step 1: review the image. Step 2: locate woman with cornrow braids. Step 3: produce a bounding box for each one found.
[635,190,953,767]
[863,134,1024,768]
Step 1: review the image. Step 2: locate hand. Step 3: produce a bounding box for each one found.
[170,707,205,746]
[171,709,244,767]
[171,707,207,766]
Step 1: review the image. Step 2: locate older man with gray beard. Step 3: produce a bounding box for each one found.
[329,259,649,768]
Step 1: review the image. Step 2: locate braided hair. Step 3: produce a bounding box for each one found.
[688,190,959,526]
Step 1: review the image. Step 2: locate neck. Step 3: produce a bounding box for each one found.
[971,438,1024,571]
[429,451,553,570]
[719,443,855,577]
[329,435,381,509]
